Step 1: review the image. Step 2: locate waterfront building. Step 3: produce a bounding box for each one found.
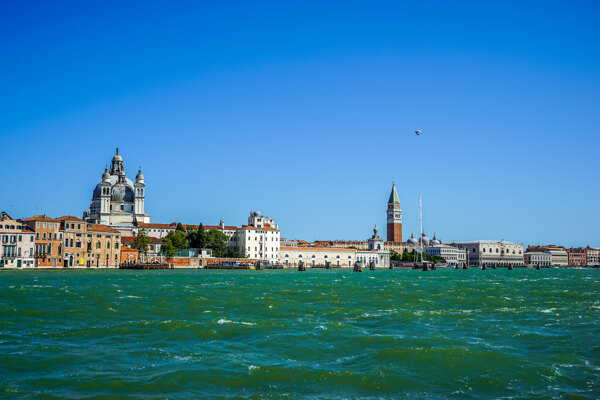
[425,244,467,267]
[85,223,121,268]
[121,236,164,261]
[120,244,139,263]
[0,212,35,268]
[21,215,63,267]
[280,246,356,268]
[524,251,552,268]
[567,248,586,266]
[527,245,569,267]
[584,246,599,266]
[280,227,390,268]
[386,182,403,243]
[57,216,88,267]
[449,240,524,267]
[84,148,150,231]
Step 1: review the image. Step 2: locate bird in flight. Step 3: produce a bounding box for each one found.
[415,130,422,136]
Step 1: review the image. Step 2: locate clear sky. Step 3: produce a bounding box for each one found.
[1,1,599,247]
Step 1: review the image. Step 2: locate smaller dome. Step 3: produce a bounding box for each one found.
[431,233,441,245]
[420,232,430,246]
[407,233,418,245]
[102,168,110,182]
[253,211,261,217]
[112,147,122,162]
[136,169,144,182]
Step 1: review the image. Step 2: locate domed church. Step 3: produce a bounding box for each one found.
[84,148,150,230]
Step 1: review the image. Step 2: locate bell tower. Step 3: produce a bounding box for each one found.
[386,181,402,243]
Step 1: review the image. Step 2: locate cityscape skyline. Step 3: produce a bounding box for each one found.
[1,1,599,247]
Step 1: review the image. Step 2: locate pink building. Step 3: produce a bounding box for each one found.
[0,212,35,268]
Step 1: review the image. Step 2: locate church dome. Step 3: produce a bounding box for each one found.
[136,169,144,182]
[431,233,441,245]
[407,233,418,245]
[102,168,110,182]
[420,232,430,246]
[111,183,135,202]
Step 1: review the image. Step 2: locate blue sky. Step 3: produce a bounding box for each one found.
[1,1,599,247]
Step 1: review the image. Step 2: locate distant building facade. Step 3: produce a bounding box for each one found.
[0,212,35,268]
[524,251,552,267]
[527,245,569,267]
[425,244,467,267]
[449,240,524,267]
[21,215,63,267]
[567,248,586,266]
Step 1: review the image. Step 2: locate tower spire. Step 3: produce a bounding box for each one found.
[388,181,400,204]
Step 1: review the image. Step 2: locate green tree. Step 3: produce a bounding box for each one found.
[161,241,178,260]
[390,250,401,261]
[163,230,189,251]
[176,222,186,232]
[187,223,207,249]
[206,229,229,257]
[131,228,151,259]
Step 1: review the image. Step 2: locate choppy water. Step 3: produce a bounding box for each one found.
[0,268,599,399]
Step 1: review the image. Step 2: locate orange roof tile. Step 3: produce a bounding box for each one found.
[56,216,86,222]
[86,224,120,234]
[21,214,57,222]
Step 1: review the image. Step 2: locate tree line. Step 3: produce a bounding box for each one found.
[130,223,244,259]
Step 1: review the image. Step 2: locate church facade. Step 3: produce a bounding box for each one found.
[84,149,150,231]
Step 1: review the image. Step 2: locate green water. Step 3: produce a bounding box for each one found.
[0,269,598,399]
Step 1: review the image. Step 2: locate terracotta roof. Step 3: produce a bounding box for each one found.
[204,225,239,231]
[240,225,279,232]
[21,214,57,222]
[121,236,163,243]
[137,222,177,229]
[86,224,120,234]
[56,216,86,222]
[280,246,355,253]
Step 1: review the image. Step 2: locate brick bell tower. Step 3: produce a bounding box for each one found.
[386,181,403,243]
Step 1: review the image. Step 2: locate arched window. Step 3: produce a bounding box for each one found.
[107,241,111,249]
[96,241,101,249]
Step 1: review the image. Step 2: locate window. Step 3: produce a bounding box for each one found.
[43,233,46,240]
[43,223,47,228]
[36,222,40,228]
[18,235,22,242]
[96,241,101,249]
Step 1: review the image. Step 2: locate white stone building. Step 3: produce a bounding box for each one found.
[449,240,524,268]
[527,246,569,267]
[524,251,552,267]
[425,244,467,267]
[84,148,150,231]
[585,247,599,266]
